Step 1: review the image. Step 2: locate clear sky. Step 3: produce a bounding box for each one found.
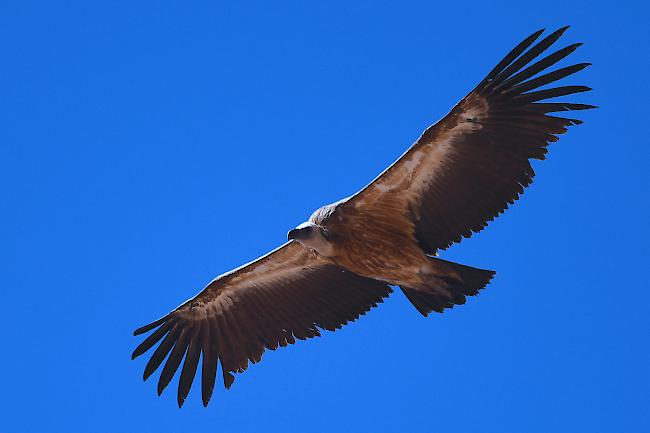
[2,1,648,432]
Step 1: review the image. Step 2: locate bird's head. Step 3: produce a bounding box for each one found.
[287,222,321,242]
[287,222,335,256]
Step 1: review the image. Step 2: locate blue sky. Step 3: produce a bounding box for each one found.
[2,1,648,432]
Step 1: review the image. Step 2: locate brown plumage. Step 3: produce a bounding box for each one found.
[132,27,594,407]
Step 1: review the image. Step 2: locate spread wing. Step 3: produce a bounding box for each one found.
[131,241,391,407]
[339,27,595,253]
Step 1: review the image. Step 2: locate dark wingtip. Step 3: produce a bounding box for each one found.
[134,315,169,336]
[223,372,235,390]
[558,25,571,33]
[143,365,157,382]
[575,103,598,109]
[547,25,571,42]
[566,42,584,53]
[133,325,151,336]
[201,382,215,407]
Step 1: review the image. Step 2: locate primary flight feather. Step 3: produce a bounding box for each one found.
[132,27,594,407]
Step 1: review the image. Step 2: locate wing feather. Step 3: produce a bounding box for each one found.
[200,321,217,406]
[157,326,191,396]
[143,324,180,381]
[132,241,392,406]
[336,27,593,253]
[177,326,202,407]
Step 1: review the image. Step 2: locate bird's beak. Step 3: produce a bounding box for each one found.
[287,229,300,241]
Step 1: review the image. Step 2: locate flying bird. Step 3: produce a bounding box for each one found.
[132,27,594,407]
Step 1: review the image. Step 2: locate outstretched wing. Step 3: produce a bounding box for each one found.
[339,27,594,253]
[131,241,391,407]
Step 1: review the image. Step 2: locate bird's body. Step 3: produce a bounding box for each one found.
[303,198,480,293]
[132,27,594,407]
[312,198,426,283]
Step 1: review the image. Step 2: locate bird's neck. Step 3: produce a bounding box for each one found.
[298,233,337,257]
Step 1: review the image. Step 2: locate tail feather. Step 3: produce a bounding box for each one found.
[401,258,495,317]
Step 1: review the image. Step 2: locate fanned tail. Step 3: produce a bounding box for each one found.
[401,258,495,316]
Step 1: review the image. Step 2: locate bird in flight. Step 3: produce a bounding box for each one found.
[132,27,593,407]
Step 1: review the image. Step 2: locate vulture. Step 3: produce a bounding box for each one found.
[132,27,594,407]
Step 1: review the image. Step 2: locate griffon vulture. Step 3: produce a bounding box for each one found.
[132,27,594,407]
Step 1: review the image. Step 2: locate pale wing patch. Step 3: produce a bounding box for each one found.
[356,96,488,208]
[374,184,391,193]
[362,142,452,205]
[353,148,429,208]
[399,98,489,201]
[225,253,309,292]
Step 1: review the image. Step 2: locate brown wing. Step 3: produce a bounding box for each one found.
[337,27,594,253]
[131,241,391,407]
